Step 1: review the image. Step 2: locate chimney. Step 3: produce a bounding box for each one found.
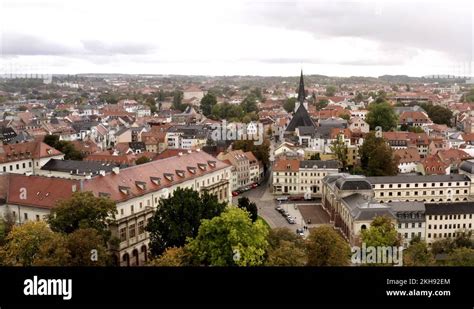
[178,152,183,156]
[99,170,106,176]
[112,167,120,174]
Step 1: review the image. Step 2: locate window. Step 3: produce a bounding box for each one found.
[428,225,431,229]
[120,209,124,215]
[129,224,136,238]
[16,164,19,170]
[131,205,134,214]
[24,213,28,221]
[418,222,422,228]
[412,223,415,228]
[120,228,127,241]
[22,163,26,168]
[2,167,5,172]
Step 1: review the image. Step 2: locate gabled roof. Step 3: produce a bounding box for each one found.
[285,103,315,132]
[0,141,63,163]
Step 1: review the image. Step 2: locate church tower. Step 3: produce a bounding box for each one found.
[295,69,308,112]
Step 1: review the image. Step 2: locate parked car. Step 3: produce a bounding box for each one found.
[232,191,239,197]
[275,206,283,212]
[287,217,296,224]
[296,228,304,236]
[276,196,288,202]
[251,183,258,188]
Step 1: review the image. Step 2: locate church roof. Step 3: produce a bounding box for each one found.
[285,103,316,132]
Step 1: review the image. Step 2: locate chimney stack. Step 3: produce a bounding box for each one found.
[112,167,120,174]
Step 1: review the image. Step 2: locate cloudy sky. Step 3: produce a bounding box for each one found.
[0,0,472,77]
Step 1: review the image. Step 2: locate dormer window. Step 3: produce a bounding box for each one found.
[187,166,196,174]
[99,192,111,198]
[198,163,207,171]
[176,170,185,178]
[135,181,146,190]
[150,177,161,185]
[164,173,174,181]
[119,186,131,195]
[208,160,216,168]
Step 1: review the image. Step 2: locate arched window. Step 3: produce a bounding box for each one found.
[132,249,139,266]
[141,245,148,263]
[122,253,130,267]
[361,224,367,230]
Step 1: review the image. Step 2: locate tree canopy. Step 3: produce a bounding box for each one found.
[237,196,258,222]
[306,226,351,266]
[47,191,117,244]
[359,132,399,176]
[265,228,306,266]
[366,102,398,131]
[361,216,401,248]
[200,93,217,117]
[186,207,269,266]
[146,188,226,257]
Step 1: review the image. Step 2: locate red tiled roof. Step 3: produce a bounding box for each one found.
[394,147,421,163]
[7,174,80,209]
[273,159,300,172]
[7,151,230,207]
[83,150,229,202]
[0,141,63,163]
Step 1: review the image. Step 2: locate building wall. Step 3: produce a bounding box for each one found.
[372,181,470,203]
[425,213,473,245]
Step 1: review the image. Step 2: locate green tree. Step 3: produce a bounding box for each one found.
[135,156,151,165]
[148,247,189,266]
[403,240,435,266]
[283,97,296,113]
[0,221,69,266]
[146,188,226,257]
[237,196,258,222]
[325,85,337,97]
[359,132,399,176]
[419,103,453,127]
[361,216,401,248]
[366,102,398,131]
[172,90,186,111]
[43,134,60,148]
[66,228,110,266]
[306,226,350,266]
[340,113,350,121]
[241,94,258,114]
[315,99,329,110]
[47,192,117,244]
[354,92,364,103]
[446,248,474,266]
[330,134,348,169]
[186,207,269,266]
[200,93,217,117]
[265,228,306,266]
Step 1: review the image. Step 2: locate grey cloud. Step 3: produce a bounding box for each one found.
[81,40,156,55]
[241,0,472,60]
[0,33,77,56]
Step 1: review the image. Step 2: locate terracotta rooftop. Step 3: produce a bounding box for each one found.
[0,141,63,163]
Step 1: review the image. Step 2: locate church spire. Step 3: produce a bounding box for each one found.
[297,69,305,104]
